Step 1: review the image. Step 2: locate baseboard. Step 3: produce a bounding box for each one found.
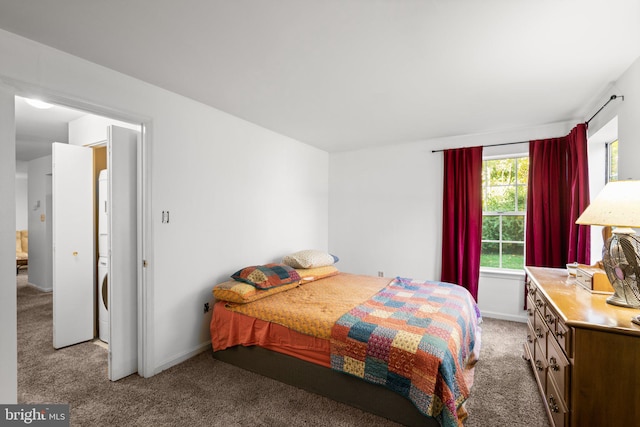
[26,282,52,292]
[481,311,527,323]
[154,341,211,375]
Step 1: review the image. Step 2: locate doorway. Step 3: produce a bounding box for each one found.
[14,95,145,381]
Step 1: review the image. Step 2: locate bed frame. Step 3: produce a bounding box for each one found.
[211,345,439,427]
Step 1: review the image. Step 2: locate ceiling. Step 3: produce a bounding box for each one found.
[2,1,639,153]
[15,97,86,162]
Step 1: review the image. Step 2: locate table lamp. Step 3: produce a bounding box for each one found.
[575,180,640,326]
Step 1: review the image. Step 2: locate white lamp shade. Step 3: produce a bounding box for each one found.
[576,180,640,228]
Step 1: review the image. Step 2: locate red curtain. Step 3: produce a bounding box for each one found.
[441,146,483,302]
[525,123,590,268]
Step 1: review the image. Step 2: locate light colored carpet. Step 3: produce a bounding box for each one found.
[16,270,549,426]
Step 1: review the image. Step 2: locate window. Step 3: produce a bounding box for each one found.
[606,139,618,183]
[481,156,529,270]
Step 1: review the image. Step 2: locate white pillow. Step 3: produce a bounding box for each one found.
[282,249,338,269]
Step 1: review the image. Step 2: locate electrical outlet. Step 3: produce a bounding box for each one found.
[203,302,210,313]
[378,271,384,277]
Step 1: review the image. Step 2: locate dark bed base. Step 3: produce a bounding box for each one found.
[211,346,439,427]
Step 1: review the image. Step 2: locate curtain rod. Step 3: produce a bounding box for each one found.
[432,94,624,154]
[431,140,528,153]
[586,94,624,124]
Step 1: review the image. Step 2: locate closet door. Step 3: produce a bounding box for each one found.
[107,125,139,381]
[52,143,94,349]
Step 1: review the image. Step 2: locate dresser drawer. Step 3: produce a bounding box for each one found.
[534,292,546,311]
[527,278,537,295]
[546,375,568,427]
[527,283,537,310]
[527,295,536,327]
[544,308,557,332]
[526,282,536,323]
[547,335,570,406]
[554,318,572,358]
[534,310,548,359]
[526,321,536,361]
[534,339,547,392]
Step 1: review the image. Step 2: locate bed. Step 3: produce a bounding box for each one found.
[210,264,481,427]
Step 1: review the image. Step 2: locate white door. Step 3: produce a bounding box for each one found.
[108,125,139,381]
[52,143,94,349]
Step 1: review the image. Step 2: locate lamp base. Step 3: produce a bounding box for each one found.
[632,315,640,327]
[606,292,640,309]
[602,231,640,309]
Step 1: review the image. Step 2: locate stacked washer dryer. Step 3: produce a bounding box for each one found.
[97,169,109,343]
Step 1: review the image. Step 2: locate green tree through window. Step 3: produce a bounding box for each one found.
[607,140,618,183]
[481,156,529,269]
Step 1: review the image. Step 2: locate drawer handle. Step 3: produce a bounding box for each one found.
[527,308,534,317]
[548,395,560,413]
[535,360,544,371]
[527,334,534,344]
[556,330,565,339]
[535,327,544,339]
[549,357,560,371]
[536,300,544,308]
[545,314,556,325]
[528,288,536,296]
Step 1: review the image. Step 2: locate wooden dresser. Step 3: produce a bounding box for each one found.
[524,266,640,427]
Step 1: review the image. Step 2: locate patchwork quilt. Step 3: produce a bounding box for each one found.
[330,277,481,427]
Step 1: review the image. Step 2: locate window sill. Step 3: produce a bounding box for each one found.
[480,267,526,280]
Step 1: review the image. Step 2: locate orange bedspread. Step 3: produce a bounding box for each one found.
[224,273,391,339]
[211,300,332,367]
[211,273,391,366]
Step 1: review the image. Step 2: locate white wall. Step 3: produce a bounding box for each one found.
[477,271,527,322]
[27,155,52,291]
[582,56,640,270]
[15,161,28,230]
[586,117,617,263]
[329,142,442,279]
[330,121,576,322]
[610,58,640,181]
[0,29,329,378]
[586,57,640,181]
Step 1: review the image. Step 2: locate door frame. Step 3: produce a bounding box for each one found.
[0,84,17,403]
[5,79,154,379]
